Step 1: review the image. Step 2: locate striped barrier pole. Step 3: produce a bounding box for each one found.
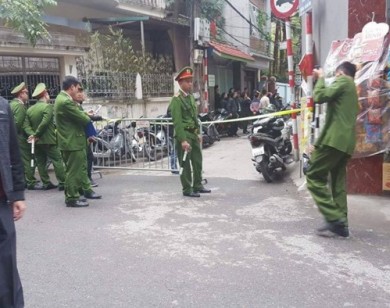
[203,49,209,113]
[305,12,316,141]
[286,17,299,161]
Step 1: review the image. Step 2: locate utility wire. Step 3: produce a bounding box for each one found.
[222,0,301,40]
[220,21,301,50]
[223,0,270,38]
[219,27,251,49]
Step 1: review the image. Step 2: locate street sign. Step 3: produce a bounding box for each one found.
[299,0,312,16]
[208,74,215,87]
[271,0,299,19]
[279,41,287,50]
[298,54,311,80]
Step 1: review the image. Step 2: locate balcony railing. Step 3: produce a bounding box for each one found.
[117,0,166,10]
[82,72,173,99]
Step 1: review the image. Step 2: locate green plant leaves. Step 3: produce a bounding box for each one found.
[0,0,57,46]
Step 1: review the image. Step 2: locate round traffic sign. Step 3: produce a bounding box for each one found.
[271,0,299,19]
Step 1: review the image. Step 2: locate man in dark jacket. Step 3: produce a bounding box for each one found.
[225,91,239,136]
[0,96,26,308]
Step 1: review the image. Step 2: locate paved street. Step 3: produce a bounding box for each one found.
[17,135,390,307]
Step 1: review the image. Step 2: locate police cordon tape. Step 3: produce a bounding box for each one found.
[196,107,303,125]
[94,108,303,127]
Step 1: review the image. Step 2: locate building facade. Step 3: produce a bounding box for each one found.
[206,0,272,108]
[0,0,190,108]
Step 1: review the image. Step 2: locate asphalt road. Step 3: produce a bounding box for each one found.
[17,135,390,307]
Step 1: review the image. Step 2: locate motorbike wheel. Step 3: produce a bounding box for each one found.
[144,136,157,161]
[259,159,275,183]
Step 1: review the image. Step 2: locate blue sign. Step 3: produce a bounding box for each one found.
[299,0,312,16]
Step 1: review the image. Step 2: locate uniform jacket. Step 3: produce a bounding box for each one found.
[54,91,91,151]
[25,100,57,145]
[0,97,25,203]
[9,98,28,137]
[169,90,199,143]
[313,76,359,155]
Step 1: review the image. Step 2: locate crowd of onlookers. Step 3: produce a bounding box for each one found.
[213,85,284,135]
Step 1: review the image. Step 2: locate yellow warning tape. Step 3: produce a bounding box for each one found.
[200,108,303,125]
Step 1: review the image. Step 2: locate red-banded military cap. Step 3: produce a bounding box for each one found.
[175,66,193,81]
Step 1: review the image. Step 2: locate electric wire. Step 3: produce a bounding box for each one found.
[222,0,301,41]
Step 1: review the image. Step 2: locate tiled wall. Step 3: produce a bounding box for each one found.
[346,0,387,195]
[348,0,386,38]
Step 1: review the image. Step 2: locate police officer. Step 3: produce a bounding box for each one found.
[307,62,359,238]
[25,83,66,190]
[9,82,42,190]
[169,66,210,197]
[74,90,102,188]
[54,76,101,208]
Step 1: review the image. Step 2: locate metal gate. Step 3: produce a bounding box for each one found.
[0,56,61,102]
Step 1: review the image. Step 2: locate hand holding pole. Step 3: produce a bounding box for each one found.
[31,138,35,168]
[179,151,188,175]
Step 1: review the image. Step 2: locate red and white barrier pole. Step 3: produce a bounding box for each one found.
[286,17,299,161]
[305,12,317,139]
[203,49,209,113]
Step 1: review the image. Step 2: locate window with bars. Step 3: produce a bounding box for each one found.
[249,3,261,39]
[0,56,61,101]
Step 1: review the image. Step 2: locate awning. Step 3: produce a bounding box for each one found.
[209,41,255,62]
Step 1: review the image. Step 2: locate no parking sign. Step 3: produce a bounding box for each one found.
[271,0,299,19]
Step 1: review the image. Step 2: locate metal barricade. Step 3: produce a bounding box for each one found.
[91,117,177,172]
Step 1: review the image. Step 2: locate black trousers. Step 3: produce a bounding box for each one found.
[228,113,238,136]
[0,200,24,308]
[86,144,94,180]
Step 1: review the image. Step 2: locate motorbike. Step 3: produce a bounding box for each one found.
[132,116,172,162]
[150,115,174,160]
[249,115,293,182]
[198,112,220,148]
[213,109,236,137]
[93,119,136,165]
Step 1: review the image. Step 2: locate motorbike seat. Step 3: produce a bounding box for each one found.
[253,117,274,128]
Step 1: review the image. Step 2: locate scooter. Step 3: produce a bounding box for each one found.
[93,119,136,165]
[198,112,220,147]
[249,115,293,182]
[213,109,236,137]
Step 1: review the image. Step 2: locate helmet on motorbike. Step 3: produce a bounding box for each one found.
[262,104,277,114]
[272,118,285,130]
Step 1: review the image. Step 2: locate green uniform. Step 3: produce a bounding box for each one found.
[9,98,38,188]
[54,91,92,202]
[25,100,65,189]
[306,76,359,225]
[169,90,203,194]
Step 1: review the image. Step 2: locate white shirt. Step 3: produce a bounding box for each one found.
[259,96,270,110]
